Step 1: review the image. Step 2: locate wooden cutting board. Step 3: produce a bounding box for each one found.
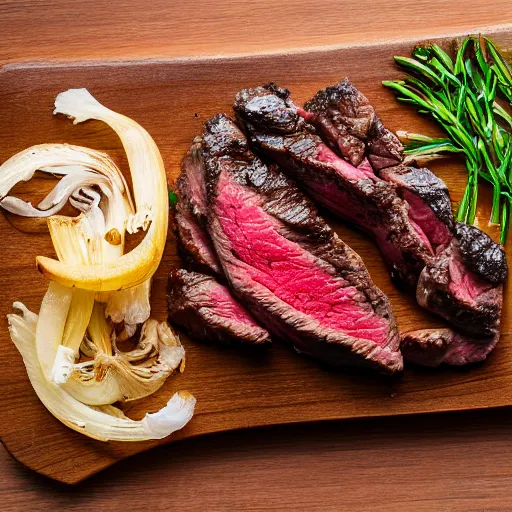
[1,28,511,484]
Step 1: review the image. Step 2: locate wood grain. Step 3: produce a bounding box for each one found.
[0,29,511,485]
[1,2,512,508]
[2,408,512,511]
[0,0,511,65]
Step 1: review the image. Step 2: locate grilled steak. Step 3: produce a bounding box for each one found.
[391,171,508,340]
[234,82,508,364]
[178,138,208,222]
[202,113,402,373]
[172,144,271,345]
[167,269,271,345]
[417,222,506,337]
[301,78,404,170]
[175,206,222,275]
[175,142,222,275]
[380,165,454,248]
[234,83,433,288]
[453,222,508,285]
[401,329,499,367]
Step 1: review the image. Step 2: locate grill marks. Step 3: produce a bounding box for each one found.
[234,80,507,367]
[170,78,507,370]
[234,83,433,288]
[175,142,222,276]
[401,329,500,367]
[214,172,389,342]
[303,78,404,170]
[167,269,271,346]
[416,226,504,338]
[171,138,271,347]
[203,115,401,373]
[380,166,454,248]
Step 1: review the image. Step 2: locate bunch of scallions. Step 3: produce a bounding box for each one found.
[383,35,512,245]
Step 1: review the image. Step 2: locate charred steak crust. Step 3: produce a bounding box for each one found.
[234,82,506,365]
[201,113,402,373]
[167,269,271,345]
[174,145,223,276]
[174,207,223,276]
[202,113,393,318]
[234,84,432,288]
[417,281,502,337]
[380,165,454,231]
[453,223,508,285]
[416,238,503,337]
[401,328,499,367]
[303,78,404,170]
[178,138,208,222]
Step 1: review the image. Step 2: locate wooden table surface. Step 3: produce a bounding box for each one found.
[1,1,511,509]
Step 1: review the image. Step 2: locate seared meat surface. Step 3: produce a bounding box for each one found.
[201,113,402,373]
[168,269,271,346]
[417,223,506,338]
[302,78,404,170]
[175,141,222,276]
[401,329,499,367]
[234,83,433,288]
[234,81,507,366]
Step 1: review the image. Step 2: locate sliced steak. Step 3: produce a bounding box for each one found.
[454,222,508,285]
[175,206,222,275]
[417,223,506,337]
[401,329,499,367]
[178,138,208,222]
[234,82,507,365]
[202,113,402,373]
[376,166,506,345]
[380,165,454,248]
[167,269,271,345]
[301,78,404,170]
[234,83,433,288]
[175,142,222,275]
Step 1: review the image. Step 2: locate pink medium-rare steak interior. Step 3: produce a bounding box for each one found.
[315,143,369,181]
[233,81,507,366]
[167,269,271,345]
[234,83,433,288]
[417,236,504,338]
[402,190,449,248]
[201,113,402,373]
[214,171,390,345]
[175,206,223,275]
[379,166,454,249]
[448,256,493,304]
[302,78,404,170]
[174,142,223,275]
[208,285,264,327]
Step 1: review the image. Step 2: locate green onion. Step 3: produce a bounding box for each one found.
[384,36,512,242]
[168,188,179,210]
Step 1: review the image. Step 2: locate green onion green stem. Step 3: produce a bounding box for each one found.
[384,36,512,243]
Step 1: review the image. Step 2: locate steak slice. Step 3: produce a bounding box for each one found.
[380,165,454,248]
[401,329,499,367]
[417,223,506,337]
[167,269,271,345]
[175,142,222,275]
[234,83,433,288]
[178,138,208,222]
[202,113,402,373]
[175,206,222,275]
[454,222,508,285]
[301,78,404,170]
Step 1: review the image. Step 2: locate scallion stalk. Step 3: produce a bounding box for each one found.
[384,36,512,242]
